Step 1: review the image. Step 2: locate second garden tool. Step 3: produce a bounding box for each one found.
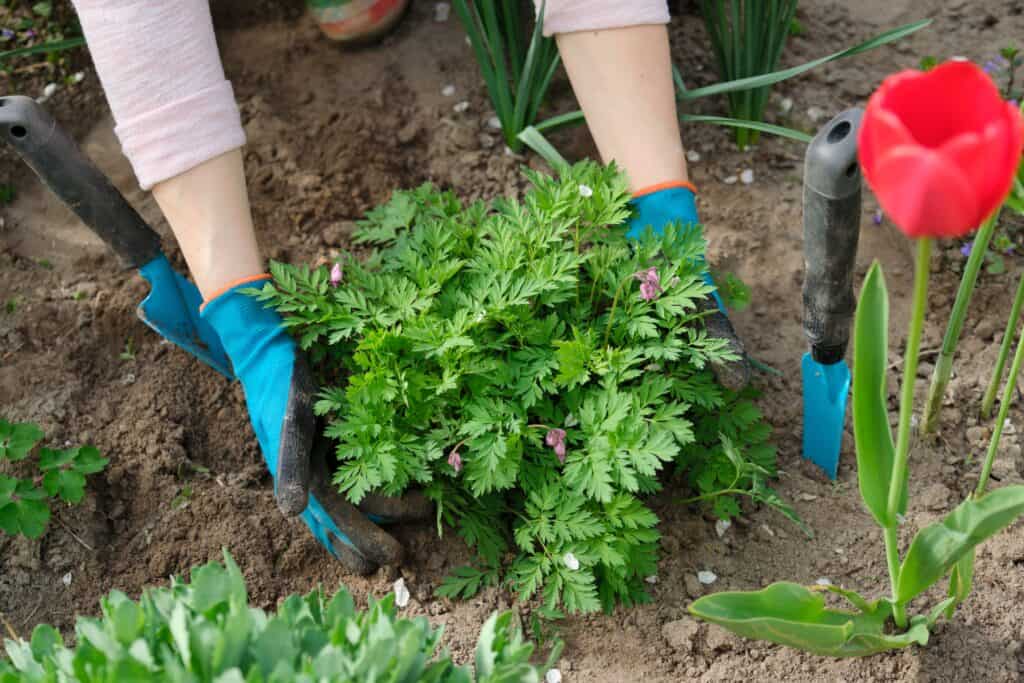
[801,108,864,478]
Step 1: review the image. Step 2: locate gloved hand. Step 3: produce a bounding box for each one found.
[627,182,751,390]
[201,278,429,573]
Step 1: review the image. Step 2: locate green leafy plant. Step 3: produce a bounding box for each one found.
[518,19,930,166]
[247,161,786,614]
[698,0,799,149]
[0,550,551,682]
[0,419,108,539]
[453,0,559,151]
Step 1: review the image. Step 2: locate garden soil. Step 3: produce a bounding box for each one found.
[3,0,1024,680]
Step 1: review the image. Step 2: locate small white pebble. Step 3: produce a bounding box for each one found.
[697,570,718,585]
[546,669,563,683]
[834,548,845,555]
[645,575,659,584]
[434,2,450,22]
[723,175,738,185]
[563,552,580,571]
[951,55,969,62]
[62,572,72,587]
[896,513,907,526]
[441,84,456,97]
[779,97,794,114]
[38,82,59,102]
[578,184,593,198]
[393,577,410,607]
[760,523,775,537]
[487,115,502,130]
[740,169,754,185]
[71,71,85,84]
[465,36,472,46]
[807,106,826,123]
[715,519,731,538]
[686,149,701,163]
[815,577,832,586]
[504,145,515,156]
[453,100,470,113]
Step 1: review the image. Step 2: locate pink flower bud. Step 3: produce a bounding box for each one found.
[554,441,566,463]
[447,448,462,472]
[545,428,566,447]
[330,263,343,286]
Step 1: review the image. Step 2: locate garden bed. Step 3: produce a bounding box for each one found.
[2,0,1023,680]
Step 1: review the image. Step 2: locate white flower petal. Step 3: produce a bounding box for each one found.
[562,552,580,571]
[393,578,410,607]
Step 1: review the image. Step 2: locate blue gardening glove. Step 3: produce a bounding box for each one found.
[200,279,422,573]
[627,183,750,390]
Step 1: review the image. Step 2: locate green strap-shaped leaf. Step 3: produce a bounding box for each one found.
[945,550,975,619]
[852,262,898,527]
[896,485,1024,603]
[689,582,928,657]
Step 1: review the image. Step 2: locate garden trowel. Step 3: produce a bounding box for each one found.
[801,108,863,479]
[0,95,233,379]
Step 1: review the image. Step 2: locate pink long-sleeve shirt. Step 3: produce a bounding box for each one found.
[71,0,669,190]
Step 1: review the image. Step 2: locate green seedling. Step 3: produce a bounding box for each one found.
[3,299,15,315]
[0,185,14,206]
[0,419,108,539]
[0,550,554,682]
[119,338,135,361]
[248,162,787,613]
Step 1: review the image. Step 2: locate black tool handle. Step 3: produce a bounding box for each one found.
[802,108,864,365]
[0,95,162,268]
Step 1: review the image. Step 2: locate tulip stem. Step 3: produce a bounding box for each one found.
[980,270,1024,420]
[976,305,1024,496]
[921,211,1000,434]
[884,238,931,629]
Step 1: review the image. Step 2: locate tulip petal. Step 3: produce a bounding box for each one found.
[940,118,1011,224]
[870,146,979,238]
[877,61,1006,149]
[858,108,915,190]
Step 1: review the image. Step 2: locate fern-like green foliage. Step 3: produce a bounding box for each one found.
[247,162,780,613]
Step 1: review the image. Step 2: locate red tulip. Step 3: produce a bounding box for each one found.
[858,60,1024,239]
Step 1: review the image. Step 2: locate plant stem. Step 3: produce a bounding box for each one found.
[976,309,1024,496]
[883,525,904,626]
[921,212,1000,433]
[884,238,931,629]
[981,270,1024,418]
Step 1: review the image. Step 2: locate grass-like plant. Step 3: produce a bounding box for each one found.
[0,550,550,682]
[247,161,790,614]
[0,419,108,539]
[698,0,799,149]
[452,0,560,151]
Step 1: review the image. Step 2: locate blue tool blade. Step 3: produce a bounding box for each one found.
[137,255,235,380]
[801,353,850,479]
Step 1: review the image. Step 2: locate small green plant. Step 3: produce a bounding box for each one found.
[699,0,800,149]
[3,299,15,315]
[0,419,108,539]
[248,162,786,614]
[119,338,136,361]
[0,184,15,206]
[453,0,560,151]
[0,550,551,682]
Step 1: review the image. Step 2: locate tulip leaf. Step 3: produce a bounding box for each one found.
[852,262,899,527]
[944,550,975,619]
[896,485,1024,604]
[689,582,929,657]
